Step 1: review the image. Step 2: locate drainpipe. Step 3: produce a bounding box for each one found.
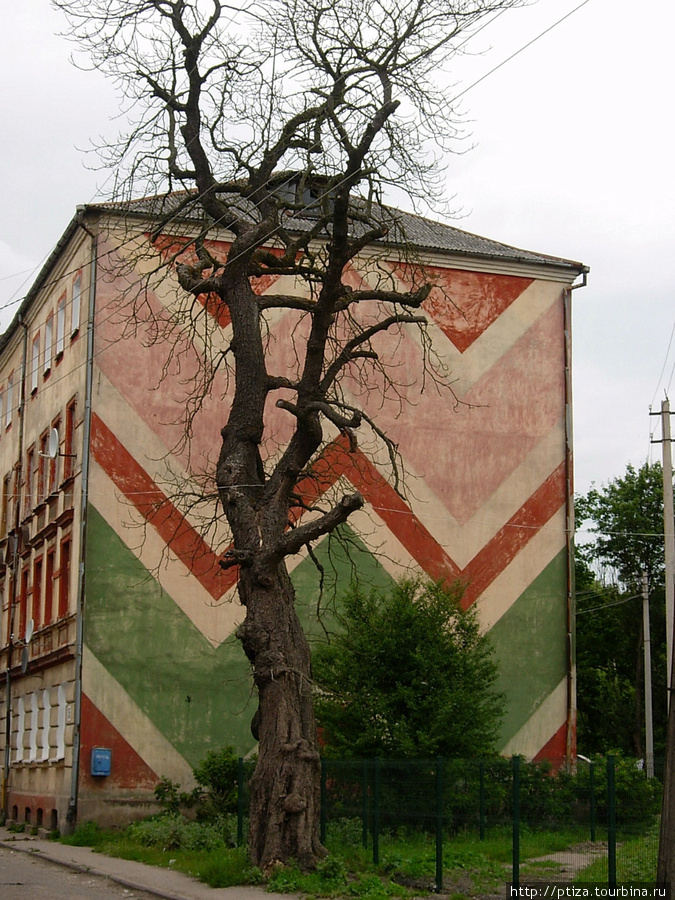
[564,271,588,766]
[66,210,98,832]
[2,316,29,820]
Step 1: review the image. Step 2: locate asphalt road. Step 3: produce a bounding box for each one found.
[0,845,160,900]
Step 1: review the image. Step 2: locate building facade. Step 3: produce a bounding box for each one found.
[0,200,587,830]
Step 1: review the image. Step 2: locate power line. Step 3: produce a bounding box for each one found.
[0,0,601,429]
[577,592,642,616]
[450,0,595,103]
[650,318,675,408]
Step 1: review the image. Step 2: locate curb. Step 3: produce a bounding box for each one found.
[0,835,186,900]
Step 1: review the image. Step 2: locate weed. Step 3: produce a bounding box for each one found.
[60,821,108,847]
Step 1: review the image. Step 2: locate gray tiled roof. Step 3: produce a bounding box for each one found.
[95,188,586,274]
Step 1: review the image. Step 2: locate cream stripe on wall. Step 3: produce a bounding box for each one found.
[476,510,567,633]
[83,645,194,784]
[499,678,568,758]
[90,459,241,646]
[356,420,565,570]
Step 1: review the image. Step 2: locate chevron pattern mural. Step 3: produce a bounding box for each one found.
[79,232,572,796]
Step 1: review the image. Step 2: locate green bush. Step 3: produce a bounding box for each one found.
[192,746,239,817]
[127,813,238,851]
[574,754,660,831]
[153,775,201,815]
[153,745,253,821]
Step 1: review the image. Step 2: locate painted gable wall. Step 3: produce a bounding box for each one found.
[80,220,573,812]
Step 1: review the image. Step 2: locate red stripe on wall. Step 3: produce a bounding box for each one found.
[294,437,565,607]
[90,412,235,599]
[533,722,569,764]
[393,263,534,353]
[460,463,566,607]
[91,411,563,609]
[79,692,159,790]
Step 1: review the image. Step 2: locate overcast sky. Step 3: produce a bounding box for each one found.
[1,0,673,504]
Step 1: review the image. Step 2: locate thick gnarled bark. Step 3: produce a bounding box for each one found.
[238,565,324,870]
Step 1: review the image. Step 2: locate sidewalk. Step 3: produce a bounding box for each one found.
[0,827,297,900]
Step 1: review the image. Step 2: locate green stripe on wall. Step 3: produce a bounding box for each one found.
[83,507,392,764]
[490,548,568,749]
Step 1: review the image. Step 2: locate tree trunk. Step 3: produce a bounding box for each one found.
[237,562,325,871]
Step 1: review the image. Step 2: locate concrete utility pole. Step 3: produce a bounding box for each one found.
[642,572,654,778]
[662,399,675,696]
[656,397,675,881]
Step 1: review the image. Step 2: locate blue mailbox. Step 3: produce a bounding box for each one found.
[91,747,112,777]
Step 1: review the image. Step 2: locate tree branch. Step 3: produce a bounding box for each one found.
[276,492,365,558]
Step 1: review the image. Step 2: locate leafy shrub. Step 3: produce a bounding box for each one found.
[574,754,660,831]
[154,746,251,821]
[153,775,201,815]
[126,813,238,851]
[192,746,239,817]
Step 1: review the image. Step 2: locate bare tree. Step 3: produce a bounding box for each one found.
[54,0,521,869]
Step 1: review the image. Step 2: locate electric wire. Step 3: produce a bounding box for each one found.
[0,0,596,419]
[0,0,602,533]
[650,317,675,408]
[576,592,642,615]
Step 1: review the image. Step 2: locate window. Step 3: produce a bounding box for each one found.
[1,473,10,537]
[55,684,66,760]
[44,549,55,625]
[58,538,71,619]
[25,447,34,511]
[32,556,42,629]
[19,566,29,640]
[49,419,60,494]
[0,577,6,647]
[38,432,48,502]
[72,274,82,335]
[31,334,40,393]
[40,689,50,762]
[56,294,66,357]
[4,575,13,647]
[44,316,53,374]
[64,399,76,481]
[5,373,13,428]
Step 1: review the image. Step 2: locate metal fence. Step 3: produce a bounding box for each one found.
[235,755,662,891]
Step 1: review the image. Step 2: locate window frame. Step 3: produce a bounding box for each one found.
[44,315,54,376]
[71,272,82,337]
[30,333,40,394]
[55,293,66,359]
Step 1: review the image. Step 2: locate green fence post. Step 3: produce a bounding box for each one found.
[589,760,596,843]
[237,757,244,847]
[435,757,444,892]
[479,760,485,841]
[607,755,616,886]
[320,758,327,845]
[373,757,380,867]
[512,755,520,889]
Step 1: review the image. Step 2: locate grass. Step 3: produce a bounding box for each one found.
[575,822,659,883]
[59,817,261,888]
[57,816,655,896]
